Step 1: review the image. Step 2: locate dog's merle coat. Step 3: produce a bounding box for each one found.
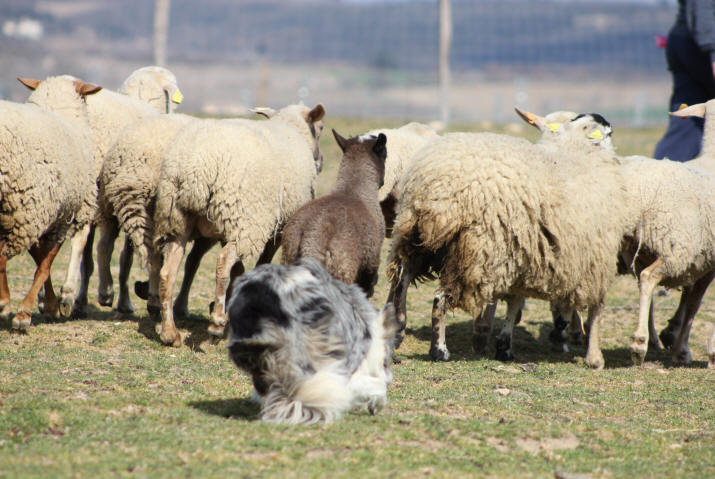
[228,258,399,425]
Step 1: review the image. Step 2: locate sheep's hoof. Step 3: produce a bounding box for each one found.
[429,345,450,362]
[471,334,489,355]
[0,302,10,321]
[648,337,663,351]
[11,312,31,332]
[116,293,134,315]
[155,323,182,347]
[207,322,226,339]
[43,299,60,319]
[70,301,88,319]
[672,348,692,365]
[134,281,149,300]
[630,335,647,366]
[659,328,677,350]
[584,353,604,370]
[494,336,514,362]
[98,290,114,308]
[59,294,75,318]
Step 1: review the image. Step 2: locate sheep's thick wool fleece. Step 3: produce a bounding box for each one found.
[99,114,194,263]
[154,105,317,262]
[390,132,636,311]
[367,122,438,202]
[622,157,714,283]
[0,79,96,257]
[85,89,158,178]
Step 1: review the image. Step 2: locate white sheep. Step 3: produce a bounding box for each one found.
[364,122,439,237]
[97,113,195,316]
[119,65,183,114]
[387,130,637,369]
[152,103,326,347]
[56,67,182,319]
[0,76,100,330]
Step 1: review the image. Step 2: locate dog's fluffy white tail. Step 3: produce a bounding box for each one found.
[260,367,352,425]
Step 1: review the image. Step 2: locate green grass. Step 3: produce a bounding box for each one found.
[0,118,713,479]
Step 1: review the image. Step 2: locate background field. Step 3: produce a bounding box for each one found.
[0,119,713,478]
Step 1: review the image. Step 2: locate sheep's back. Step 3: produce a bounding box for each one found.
[0,101,95,256]
[155,118,315,261]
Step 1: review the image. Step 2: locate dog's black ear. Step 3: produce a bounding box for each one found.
[379,303,399,340]
[373,133,387,159]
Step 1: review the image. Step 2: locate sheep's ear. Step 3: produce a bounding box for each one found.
[250,107,276,119]
[514,107,547,131]
[332,129,348,152]
[17,77,41,91]
[670,102,706,119]
[379,303,400,341]
[307,103,325,123]
[73,81,102,97]
[373,133,387,159]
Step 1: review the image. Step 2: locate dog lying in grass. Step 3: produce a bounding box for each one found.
[227,258,400,425]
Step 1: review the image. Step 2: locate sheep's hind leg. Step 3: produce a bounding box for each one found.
[0,252,10,320]
[96,221,119,308]
[207,242,237,338]
[59,225,93,318]
[672,272,713,365]
[471,300,492,355]
[659,288,688,350]
[157,238,187,347]
[146,249,162,320]
[13,241,61,331]
[584,301,606,370]
[386,260,416,349]
[429,290,450,361]
[549,303,572,352]
[495,296,523,361]
[114,236,135,314]
[647,301,662,351]
[631,258,664,366]
[174,237,216,319]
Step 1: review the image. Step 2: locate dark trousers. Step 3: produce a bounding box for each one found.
[654,30,715,162]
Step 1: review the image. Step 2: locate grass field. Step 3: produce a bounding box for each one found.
[0,118,713,479]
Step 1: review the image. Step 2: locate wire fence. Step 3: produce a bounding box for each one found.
[0,0,679,126]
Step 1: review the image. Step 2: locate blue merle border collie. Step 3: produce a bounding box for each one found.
[227,258,400,425]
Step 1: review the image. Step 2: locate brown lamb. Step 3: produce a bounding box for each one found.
[281,130,387,296]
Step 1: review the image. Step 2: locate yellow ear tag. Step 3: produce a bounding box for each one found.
[546,123,561,132]
[172,89,183,104]
[588,129,603,140]
[678,103,689,110]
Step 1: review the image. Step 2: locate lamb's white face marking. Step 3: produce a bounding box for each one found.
[358,134,377,143]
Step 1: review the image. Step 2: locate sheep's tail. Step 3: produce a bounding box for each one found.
[114,194,154,268]
[260,367,351,425]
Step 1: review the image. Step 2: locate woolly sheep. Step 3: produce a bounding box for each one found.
[55,69,175,319]
[228,258,400,424]
[364,123,439,237]
[97,113,195,316]
[153,103,326,347]
[387,131,637,369]
[1,76,100,330]
[119,66,183,114]
[281,131,387,296]
[399,111,615,362]
[532,110,714,366]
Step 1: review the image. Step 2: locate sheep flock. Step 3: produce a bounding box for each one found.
[0,67,713,425]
